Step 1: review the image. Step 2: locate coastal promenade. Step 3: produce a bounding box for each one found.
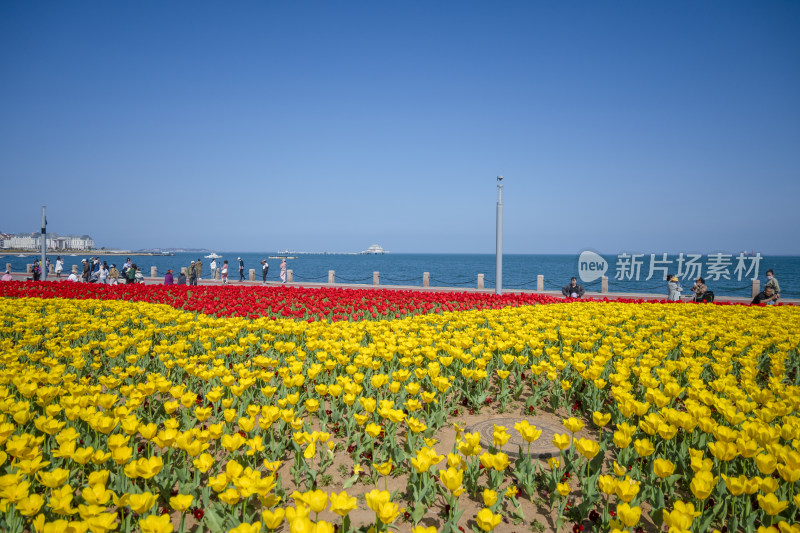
[5,271,796,305]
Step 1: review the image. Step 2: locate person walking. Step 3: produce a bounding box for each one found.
[55,256,63,279]
[196,259,203,281]
[98,261,109,284]
[280,258,287,283]
[189,261,197,286]
[238,257,245,282]
[81,259,91,282]
[667,274,682,301]
[261,260,269,284]
[221,260,229,285]
[210,258,217,280]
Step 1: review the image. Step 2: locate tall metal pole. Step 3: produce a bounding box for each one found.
[40,206,47,281]
[495,176,503,295]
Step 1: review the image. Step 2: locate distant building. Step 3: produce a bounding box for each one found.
[0,232,95,251]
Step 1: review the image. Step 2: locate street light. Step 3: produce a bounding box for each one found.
[496,176,503,295]
[41,206,47,281]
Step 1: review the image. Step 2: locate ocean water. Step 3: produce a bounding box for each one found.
[4,252,799,299]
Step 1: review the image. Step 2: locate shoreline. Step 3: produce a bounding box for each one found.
[0,249,170,256]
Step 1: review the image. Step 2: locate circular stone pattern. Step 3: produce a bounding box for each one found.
[467,416,565,459]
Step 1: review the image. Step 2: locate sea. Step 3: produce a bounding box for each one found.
[3,252,799,299]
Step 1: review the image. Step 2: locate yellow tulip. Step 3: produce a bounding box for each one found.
[653,458,676,478]
[756,453,777,475]
[597,474,617,495]
[514,420,542,442]
[690,471,716,500]
[475,508,502,532]
[328,491,357,517]
[228,522,262,533]
[297,489,327,514]
[482,489,498,507]
[562,417,584,433]
[574,437,600,460]
[193,453,215,473]
[128,492,157,514]
[364,498,396,524]
[219,487,241,505]
[757,493,790,516]
[262,508,285,529]
[614,477,640,503]
[365,489,391,513]
[662,501,700,531]
[15,493,44,516]
[303,441,317,460]
[617,503,641,527]
[492,424,511,447]
[139,514,174,533]
[169,494,194,512]
[722,474,748,496]
[633,438,655,457]
[373,460,392,476]
[37,468,70,488]
[552,433,571,450]
[556,482,571,496]
[439,467,464,495]
[708,441,738,462]
[613,430,632,449]
[592,411,611,427]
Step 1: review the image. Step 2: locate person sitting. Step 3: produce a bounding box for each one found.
[562,277,586,298]
[1,269,12,282]
[178,271,187,285]
[752,285,779,305]
[689,277,708,302]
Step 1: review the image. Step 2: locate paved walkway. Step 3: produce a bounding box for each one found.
[5,271,797,305]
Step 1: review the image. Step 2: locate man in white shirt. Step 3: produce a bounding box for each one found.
[210,259,217,280]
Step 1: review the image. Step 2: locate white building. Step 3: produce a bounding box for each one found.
[1,232,95,251]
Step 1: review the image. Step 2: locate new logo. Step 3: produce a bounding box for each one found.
[578,250,608,283]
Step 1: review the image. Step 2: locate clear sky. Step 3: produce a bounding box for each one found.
[1,1,798,254]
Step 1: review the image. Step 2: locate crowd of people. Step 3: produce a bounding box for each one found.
[557,270,783,305]
[161,257,288,286]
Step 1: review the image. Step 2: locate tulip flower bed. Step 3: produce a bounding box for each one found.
[0,282,563,322]
[0,291,799,533]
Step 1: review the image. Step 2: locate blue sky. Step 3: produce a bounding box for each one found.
[1,1,798,254]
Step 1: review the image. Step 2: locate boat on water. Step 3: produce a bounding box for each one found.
[361,244,387,254]
[269,256,298,259]
[205,252,222,259]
